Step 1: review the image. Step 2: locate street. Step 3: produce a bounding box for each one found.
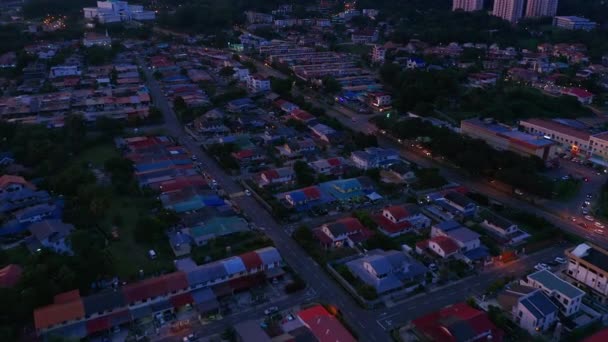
[140,64,390,341]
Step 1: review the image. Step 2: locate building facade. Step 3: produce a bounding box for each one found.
[452,0,484,12]
[525,0,558,18]
[565,243,608,303]
[492,0,524,22]
[461,119,558,161]
[553,16,597,30]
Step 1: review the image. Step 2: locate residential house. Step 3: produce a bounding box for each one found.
[381,163,417,184]
[351,29,378,44]
[231,149,265,165]
[373,204,431,237]
[289,109,316,123]
[308,157,347,176]
[309,123,340,143]
[274,99,299,114]
[439,191,477,218]
[297,305,356,342]
[565,243,608,304]
[431,220,489,263]
[189,216,249,246]
[247,74,271,93]
[561,88,594,104]
[405,58,426,69]
[479,210,530,245]
[410,303,503,342]
[346,249,427,294]
[368,92,392,109]
[0,175,35,194]
[522,270,585,316]
[426,236,460,259]
[276,139,317,158]
[26,220,74,254]
[513,290,558,334]
[257,167,295,187]
[82,32,112,48]
[313,217,373,248]
[350,147,400,170]
[284,186,322,210]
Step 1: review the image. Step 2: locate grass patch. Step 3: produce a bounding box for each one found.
[73,143,121,168]
[553,179,581,200]
[102,196,175,280]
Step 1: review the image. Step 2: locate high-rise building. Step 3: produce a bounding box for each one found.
[492,0,524,22]
[452,0,484,12]
[525,0,558,17]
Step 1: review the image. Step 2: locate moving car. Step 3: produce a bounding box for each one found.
[595,222,605,229]
[245,190,252,196]
[584,215,594,221]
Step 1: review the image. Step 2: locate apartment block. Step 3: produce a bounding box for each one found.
[566,243,608,303]
[553,16,597,31]
[452,0,484,12]
[525,0,558,18]
[492,0,524,22]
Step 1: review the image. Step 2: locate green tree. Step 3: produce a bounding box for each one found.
[294,160,315,186]
[322,76,342,94]
[219,66,235,78]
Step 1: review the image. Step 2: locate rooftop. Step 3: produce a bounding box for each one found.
[462,119,555,148]
[520,290,558,319]
[520,118,591,141]
[527,270,585,298]
[569,243,608,273]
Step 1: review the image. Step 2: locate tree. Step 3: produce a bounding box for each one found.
[270,77,293,96]
[134,216,167,243]
[294,160,315,186]
[219,66,235,78]
[322,76,342,94]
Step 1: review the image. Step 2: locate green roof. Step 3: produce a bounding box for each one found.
[190,216,249,238]
[528,270,585,299]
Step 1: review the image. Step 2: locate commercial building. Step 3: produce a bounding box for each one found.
[565,243,608,304]
[83,1,156,23]
[553,16,597,30]
[519,118,591,157]
[461,118,557,161]
[452,0,484,12]
[522,269,585,316]
[492,0,524,22]
[525,0,558,18]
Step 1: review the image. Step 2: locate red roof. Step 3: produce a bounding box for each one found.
[373,213,412,234]
[169,293,194,308]
[429,236,460,255]
[563,87,594,98]
[385,205,409,221]
[34,292,85,331]
[412,303,503,342]
[232,149,254,160]
[326,157,342,167]
[122,272,188,303]
[0,264,22,288]
[291,109,315,122]
[583,328,608,342]
[261,169,280,180]
[158,176,207,193]
[239,251,263,271]
[298,305,356,342]
[302,186,322,200]
[336,217,366,231]
[0,175,34,190]
[54,290,81,304]
[86,316,111,334]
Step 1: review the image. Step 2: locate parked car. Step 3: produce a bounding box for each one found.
[264,306,278,315]
[584,215,595,221]
[245,190,252,196]
[554,257,567,264]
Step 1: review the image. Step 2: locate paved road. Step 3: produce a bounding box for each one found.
[374,246,565,331]
[140,63,390,341]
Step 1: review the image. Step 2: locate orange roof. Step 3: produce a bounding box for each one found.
[34,292,85,331]
[0,175,35,190]
[54,289,81,304]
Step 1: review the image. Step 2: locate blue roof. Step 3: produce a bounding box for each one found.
[222,256,246,275]
[228,98,254,107]
[521,291,558,319]
[287,190,306,202]
[463,246,490,261]
[435,220,462,232]
[201,195,225,207]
